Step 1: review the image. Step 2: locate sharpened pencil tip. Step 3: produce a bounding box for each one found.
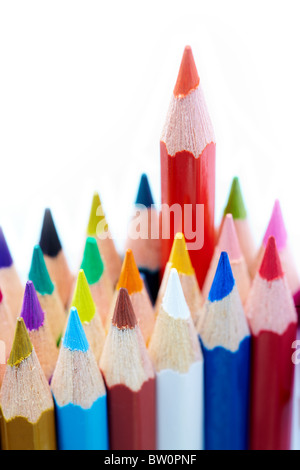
[87,192,108,237]
[21,281,45,331]
[259,236,284,281]
[169,233,194,275]
[135,174,154,208]
[208,252,235,302]
[173,46,200,98]
[162,268,190,319]
[219,214,242,260]
[71,270,96,323]
[0,227,13,269]
[29,245,54,296]
[117,249,143,294]
[39,208,62,257]
[223,177,247,220]
[263,200,287,251]
[63,307,89,352]
[112,288,137,329]
[81,237,104,285]
[8,318,33,367]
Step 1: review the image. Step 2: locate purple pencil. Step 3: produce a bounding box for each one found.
[21,281,58,382]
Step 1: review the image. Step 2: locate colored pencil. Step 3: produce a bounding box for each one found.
[106,249,155,345]
[251,200,300,314]
[39,208,74,308]
[220,177,256,274]
[100,287,156,450]
[155,232,203,325]
[0,318,56,450]
[125,173,161,303]
[246,236,297,450]
[0,341,5,388]
[81,236,113,327]
[29,244,66,345]
[70,269,106,362]
[20,281,58,383]
[198,251,251,450]
[149,268,204,450]
[202,213,251,303]
[0,288,14,358]
[160,45,216,289]
[87,191,122,286]
[0,227,23,320]
[51,307,109,450]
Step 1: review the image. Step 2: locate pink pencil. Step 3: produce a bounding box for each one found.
[219,177,256,275]
[251,200,300,315]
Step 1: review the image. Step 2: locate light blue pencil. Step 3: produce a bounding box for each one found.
[51,307,109,450]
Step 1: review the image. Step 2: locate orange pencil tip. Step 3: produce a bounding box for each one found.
[173,46,200,98]
[117,249,143,295]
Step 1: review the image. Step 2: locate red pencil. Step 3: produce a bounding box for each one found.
[160,46,216,288]
[246,236,297,450]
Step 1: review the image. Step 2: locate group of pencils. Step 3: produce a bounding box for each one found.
[0,45,298,451]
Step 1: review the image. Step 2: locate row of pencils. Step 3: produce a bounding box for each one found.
[0,171,298,450]
[0,45,299,451]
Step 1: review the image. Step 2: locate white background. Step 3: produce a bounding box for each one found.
[0,0,299,281]
[1,0,300,449]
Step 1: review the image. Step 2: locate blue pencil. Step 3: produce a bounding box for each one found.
[198,251,251,450]
[125,173,161,304]
[51,307,109,450]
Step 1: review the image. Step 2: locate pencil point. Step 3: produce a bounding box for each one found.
[29,245,54,296]
[21,281,45,331]
[223,177,247,220]
[87,192,108,237]
[63,307,89,352]
[135,174,154,208]
[219,214,242,260]
[117,249,143,294]
[39,208,62,257]
[162,268,190,319]
[263,200,287,251]
[208,252,235,302]
[173,46,200,98]
[112,287,137,329]
[71,269,96,323]
[259,236,284,281]
[81,237,104,285]
[0,227,13,268]
[8,317,33,367]
[169,233,194,275]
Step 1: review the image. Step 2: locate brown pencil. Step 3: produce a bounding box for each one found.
[100,288,156,450]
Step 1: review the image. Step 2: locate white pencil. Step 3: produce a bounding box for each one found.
[148,268,204,450]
